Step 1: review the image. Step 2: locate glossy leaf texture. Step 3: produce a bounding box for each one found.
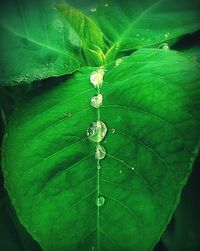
[2,49,200,251]
[87,0,200,51]
[0,0,84,86]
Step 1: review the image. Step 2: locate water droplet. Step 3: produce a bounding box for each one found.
[164,32,170,38]
[95,145,106,160]
[91,94,103,109]
[136,34,140,37]
[87,121,107,143]
[64,112,72,117]
[55,20,63,33]
[90,68,105,88]
[131,167,135,171]
[97,163,101,170]
[96,196,105,207]
[90,7,97,12]
[111,128,116,134]
[158,43,170,50]
[115,58,124,67]
[119,170,123,174]
[104,3,108,7]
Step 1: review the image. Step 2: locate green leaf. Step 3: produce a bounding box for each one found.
[88,0,200,51]
[2,49,200,250]
[56,4,105,66]
[0,0,82,86]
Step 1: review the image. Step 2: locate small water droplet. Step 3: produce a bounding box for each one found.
[104,3,108,7]
[95,145,106,160]
[115,58,124,67]
[96,196,105,207]
[131,167,135,171]
[64,112,72,117]
[90,7,97,12]
[55,20,63,33]
[90,68,105,88]
[136,34,140,37]
[111,128,116,134]
[97,163,101,170]
[164,32,170,38]
[87,121,107,143]
[91,94,103,109]
[119,170,123,174]
[158,43,170,50]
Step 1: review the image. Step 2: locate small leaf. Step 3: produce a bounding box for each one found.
[89,0,200,51]
[2,49,200,250]
[56,4,105,51]
[0,0,82,86]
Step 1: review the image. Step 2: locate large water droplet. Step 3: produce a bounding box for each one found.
[91,94,103,109]
[158,43,170,50]
[90,68,105,88]
[96,196,105,207]
[87,121,107,143]
[95,145,106,160]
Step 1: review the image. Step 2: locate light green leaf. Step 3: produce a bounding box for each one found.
[56,4,105,66]
[0,0,83,86]
[2,49,200,250]
[88,0,200,51]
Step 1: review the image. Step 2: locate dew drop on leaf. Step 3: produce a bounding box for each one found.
[64,112,72,118]
[164,32,170,38]
[87,121,107,143]
[54,20,63,33]
[91,94,103,108]
[158,43,170,50]
[104,3,108,7]
[90,68,105,88]
[96,196,105,207]
[111,128,116,134]
[95,145,106,160]
[90,7,97,12]
[115,58,124,67]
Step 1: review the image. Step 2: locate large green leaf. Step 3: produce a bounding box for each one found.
[2,49,200,250]
[0,0,84,86]
[86,0,200,51]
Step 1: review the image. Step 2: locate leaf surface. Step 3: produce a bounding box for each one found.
[2,49,200,251]
[87,0,200,51]
[0,0,83,86]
